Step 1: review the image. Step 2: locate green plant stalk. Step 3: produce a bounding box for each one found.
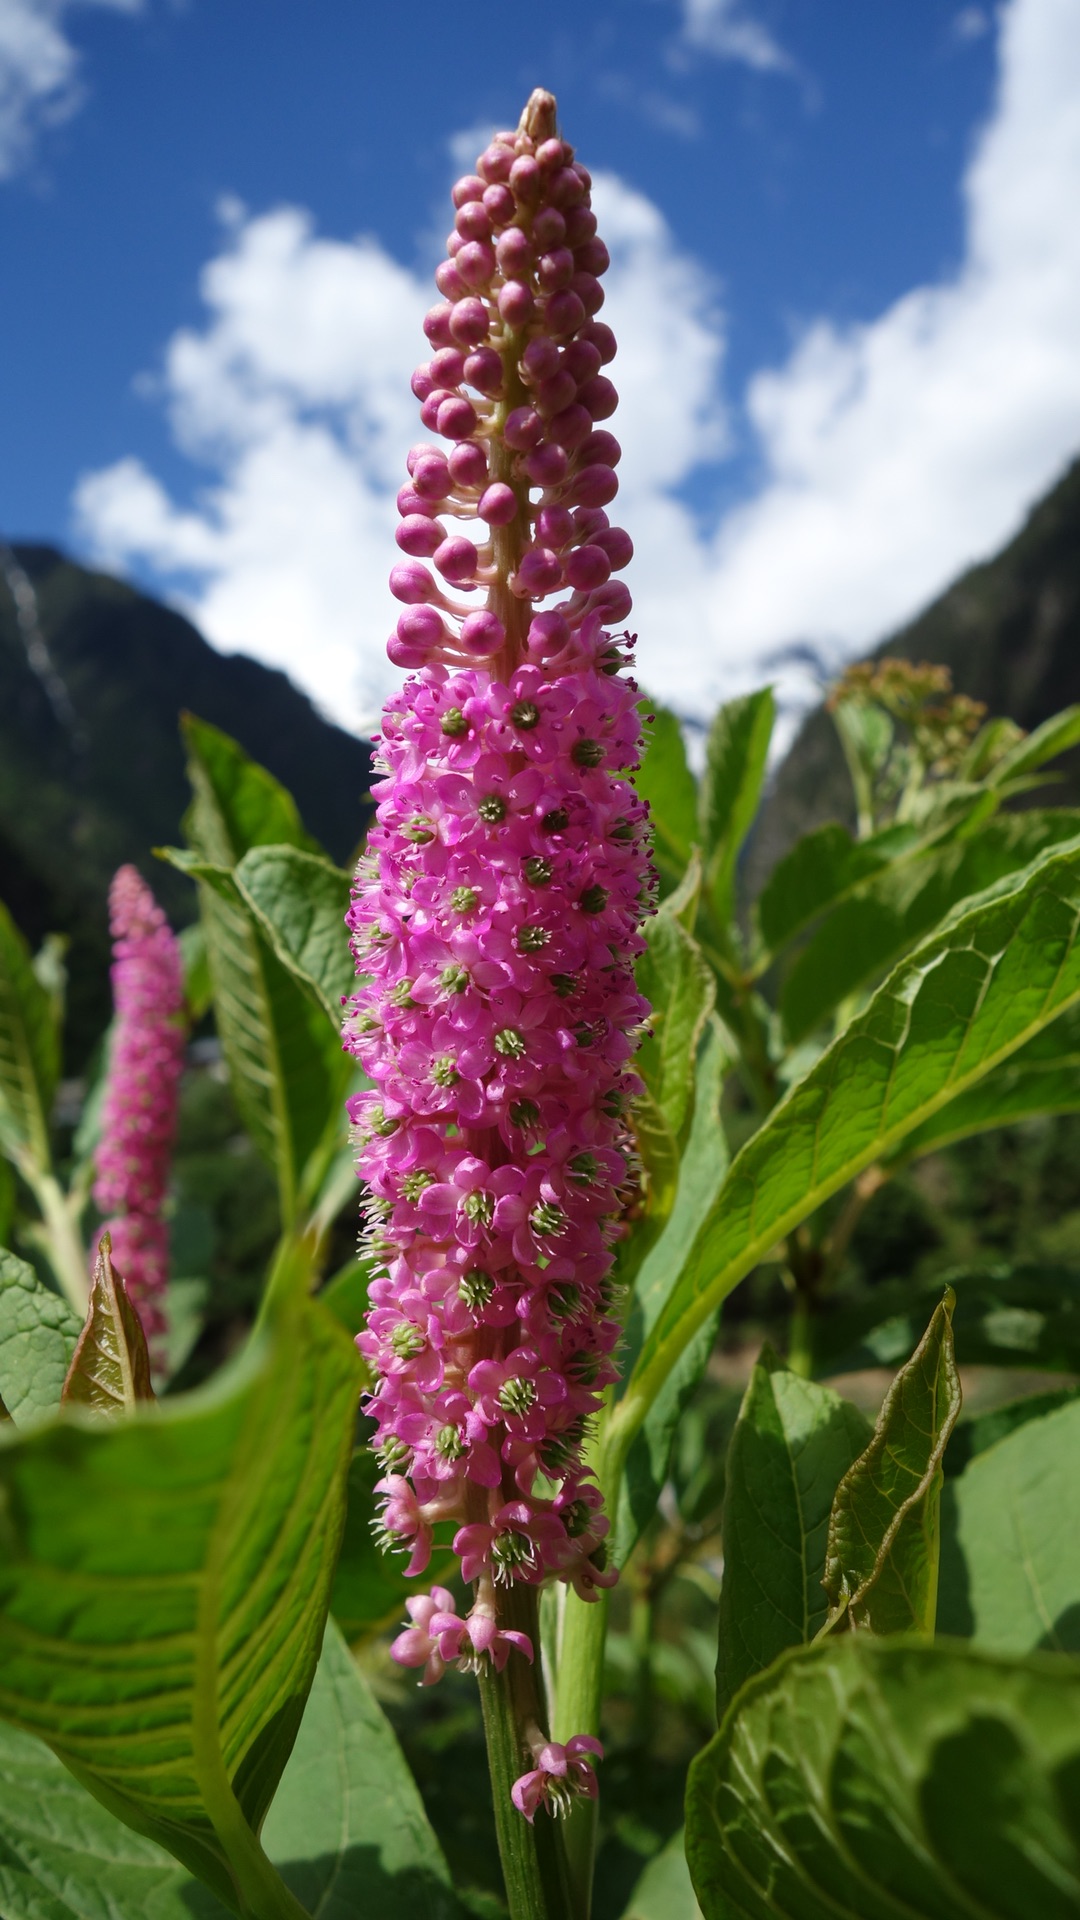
[209,1786,311,1920]
[476,1583,574,1920]
[550,1584,610,1918]
[25,1167,89,1313]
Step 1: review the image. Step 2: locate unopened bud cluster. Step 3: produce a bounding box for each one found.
[345,93,653,1723]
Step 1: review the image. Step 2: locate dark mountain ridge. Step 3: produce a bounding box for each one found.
[749,454,1080,892]
[0,544,372,1060]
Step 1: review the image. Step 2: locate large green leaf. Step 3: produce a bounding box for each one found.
[636,703,699,884]
[781,809,1080,1041]
[181,713,321,865]
[614,834,1080,1455]
[886,1002,1080,1162]
[635,906,715,1149]
[988,704,1080,788]
[698,689,774,927]
[938,1397,1080,1655]
[162,849,350,1229]
[0,1620,457,1920]
[755,820,917,959]
[814,1264,1080,1378]
[0,1248,80,1425]
[945,1386,1080,1479]
[177,716,350,1225]
[715,1353,870,1717]
[262,1617,458,1919]
[0,1718,227,1920]
[0,1292,362,1913]
[234,846,354,1026]
[621,1830,701,1920]
[0,896,59,1170]
[687,1637,1080,1920]
[60,1237,155,1415]
[614,1017,730,1564]
[822,1289,961,1635]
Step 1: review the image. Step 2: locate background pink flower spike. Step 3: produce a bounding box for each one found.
[93,865,185,1350]
[349,88,654,1701]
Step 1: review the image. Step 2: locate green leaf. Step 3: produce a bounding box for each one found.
[620,1829,701,1920]
[233,845,354,1027]
[262,1616,458,1919]
[822,1288,961,1635]
[988,704,1080,788]
[664,843,704,931]
[781,808,1080,1041]
[814,1264,1080,1378]
[755,820,917,958]
[698,689,774,925]
[715,1353,870,1717]
[329,1449,456,1641]
[319,1258,372,1340]
[32,933,68,1031]
[180,921,214,1024]
[0,1290,362,1912]
[161,850,351,1229]
[686,1636,1080,1920]
[181,713,321,865]
[938,1397,1080,1654]
[635,907,715,1148]
[886,1002,1080,1162]
[615,1017,731,1564]
[945,1386,1080,1479]
[0,895,59,1170]
[60,1236,155,1414]
[617,833,1080,1450]
[0,1717,229,1920]
[635,702,698,881]
[0,1622,458,1920]
[0,1247,80,1424]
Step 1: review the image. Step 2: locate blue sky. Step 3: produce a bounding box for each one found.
[1,0,1077,730]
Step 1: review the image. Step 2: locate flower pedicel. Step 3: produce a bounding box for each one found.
[345,89,654,1819]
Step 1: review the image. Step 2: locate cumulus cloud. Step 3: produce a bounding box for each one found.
[677,0,794,74]
[74,176,727,732]
[0,0,140,178]
[74,0,1080,732]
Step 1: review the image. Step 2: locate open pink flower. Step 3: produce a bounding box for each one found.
[511,1735,604,1822]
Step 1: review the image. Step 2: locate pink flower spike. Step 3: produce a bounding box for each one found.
[93,866,185,1351]
[511,1734,604,1822]
[348,86,652,1613]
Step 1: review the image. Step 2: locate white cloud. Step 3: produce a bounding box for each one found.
[73,0,1080,734]
[76,204,429,730]
[954,6,992,41]
[0,0,140,178]
[73,177,727,732]
[677,0,794,74]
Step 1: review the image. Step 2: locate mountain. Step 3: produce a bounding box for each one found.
[748,454,1080,894]
[0,544,372,1063]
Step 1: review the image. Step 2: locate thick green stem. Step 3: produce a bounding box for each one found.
[476,1585,574,1920]
[26,1169,89,1314]
[787,1291,813,1378]
[210,1787,311,1920]
[552,1588,610,1918]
